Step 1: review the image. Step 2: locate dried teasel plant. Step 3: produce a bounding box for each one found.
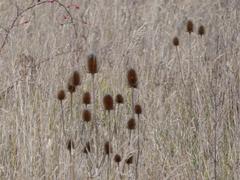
[83,92,91,107]
[114,154,122,165]
[103,94,114,112]
[186,20,194,34]
[198,25,205,36]
[57,90,66,135]
[83,109,91,122]
[115,94,124,104]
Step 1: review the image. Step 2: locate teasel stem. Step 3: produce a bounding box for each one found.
[213,100,217,180]
[131,88,135,118]
[60,101,66,137]
[92,75,99,168]
[175,47,186,88]
[69,151,75,180]
[136,115,140,180]
[188,33,192,79]
[108,111,112,180]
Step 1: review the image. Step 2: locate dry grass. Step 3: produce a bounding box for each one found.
[1,0,240,179]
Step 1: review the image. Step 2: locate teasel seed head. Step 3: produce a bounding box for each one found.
[103,94,114,111]
[67,139,75,153]
[198,25,205,36]
[57,90,66,101]
[67,79,76,94]
[87,53,98,75]
[104,141,112,155]
[115,94,124,104]
[186,20,194,34]
[127,118,136,130]
[72,71,81,86]
[83,92,91,106]
[125,155,133,165]
[173,37,179,46]
[83,142,91,154]
[83,109,91,122]
[114,154,122,165]
[135,104,142,116]
[127,69,138,88]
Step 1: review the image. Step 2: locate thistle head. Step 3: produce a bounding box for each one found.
[83,92,91,106]
[127,118,136,130]
[72,71,81,86]
[135,104,142,116]
[114,154,122,165]
[87,53,98,75]
[57,90,66,101]
[186,20,194,34]
[83,109,91,122]
[127,69,138,88]
[103,94,114,112]
[173,37,179,46]
[115,94,124,104]
[198,25,205,36]
[67,80,76,94]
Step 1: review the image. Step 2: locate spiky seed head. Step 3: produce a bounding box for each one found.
[57,90,66,101]
[115,94,124,104]
[67,139,75,152]
[83,92,91,106]
[87,53,98,75]
[127,69,138,88]
[104,141,112,155]
[103,95,114,111]
[127,118,136,130]
[83,142,91,154]
[114,154,122,164]
[72,71,81,86]
[186,20,194,34]
[126,156,133,165]
[198,25,205,36]
[173,37,179,46]
[135,104,142,115]
[83,109,91,122]
[67,78,76,94]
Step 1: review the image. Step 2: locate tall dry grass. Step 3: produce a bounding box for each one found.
[1,0,240,179]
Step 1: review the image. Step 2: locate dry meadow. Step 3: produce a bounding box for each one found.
[0,0,240,179]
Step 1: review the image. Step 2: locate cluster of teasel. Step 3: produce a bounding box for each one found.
[57,54,142,179]
[172,20,206,87]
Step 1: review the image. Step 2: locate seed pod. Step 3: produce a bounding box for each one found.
[104,141,112,155]
[198,25,205,36]
[127,69,138,88]
[72,71,81,86]
[186,20,194,34]
[114,154,122,164]
[135,104,142,116]
[68,81,76,94]
[127,118,136,130]
[103,95,114,111]
[87,53,98,75]
[125,156,133,165]
[57,90,66,101]
[83,109,91,122]
[115,94,124,104]
[67,139,75,152]
[83,142,91,154]
[83,92,91,106]
[173,37,179,46]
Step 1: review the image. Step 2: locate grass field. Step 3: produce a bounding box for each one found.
[0,0,240,179]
